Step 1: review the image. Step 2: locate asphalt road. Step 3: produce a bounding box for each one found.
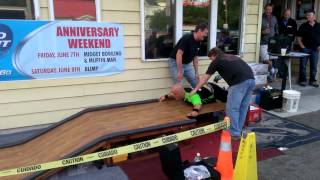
[258,110,320,180]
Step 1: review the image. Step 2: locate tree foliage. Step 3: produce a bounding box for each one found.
[148,0,241,31]
[217,0,241,30]
[183,6,209,25]
[0,0,26,7]
[148,10,172,31]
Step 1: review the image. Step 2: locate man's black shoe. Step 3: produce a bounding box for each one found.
[309,81,319,87]
[299,81,307,86]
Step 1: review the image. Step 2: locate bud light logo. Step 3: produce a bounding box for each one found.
[0,24,13,57]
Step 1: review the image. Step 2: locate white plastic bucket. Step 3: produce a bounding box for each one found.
[282,90,301,112]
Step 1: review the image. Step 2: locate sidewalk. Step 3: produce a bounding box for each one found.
[267,78,320,117]
[258,110,320,180]
[258,78,320,180]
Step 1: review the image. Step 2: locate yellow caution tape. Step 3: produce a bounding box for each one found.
[0,120,229,177]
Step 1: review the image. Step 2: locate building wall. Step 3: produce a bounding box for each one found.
[0,0,262,130]
[243,0,263,62]
[39,0,50,20]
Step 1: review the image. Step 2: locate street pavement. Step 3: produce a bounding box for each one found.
[258,80,320,180]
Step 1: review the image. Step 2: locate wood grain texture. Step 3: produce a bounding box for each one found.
[0,100,225,180]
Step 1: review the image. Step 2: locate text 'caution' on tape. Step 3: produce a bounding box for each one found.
[0,120,229,177]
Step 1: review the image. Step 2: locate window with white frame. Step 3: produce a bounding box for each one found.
[216,0,242,55]
[144,0,175,59]
[53,0,97,21]
[0,0,35,19]
[142,0,243,60]
[183,0,210,56]
[296,0,315,20]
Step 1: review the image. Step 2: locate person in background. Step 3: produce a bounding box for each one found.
[260,3,278,82]
[217,30,232,52]
[145,31,157,59]
[297,9,320,87]
[168,23,208,88]
[277,9,297,90]
[156,26,174,58]
[278,9,297,43]
[190,48,255,140]
[159,83,227,117]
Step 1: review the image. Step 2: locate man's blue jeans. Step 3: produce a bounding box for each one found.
[226,79,255,137]
[168,58,197,88]
[299,48,319,83]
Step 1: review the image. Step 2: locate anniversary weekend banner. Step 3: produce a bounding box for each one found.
[0,20,124,81]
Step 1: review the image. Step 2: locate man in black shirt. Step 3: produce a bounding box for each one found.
[278,9,297,43]
[277,9,297,90]
[297,9,320,87]
[190,48,255,140]
[168,23,208,88]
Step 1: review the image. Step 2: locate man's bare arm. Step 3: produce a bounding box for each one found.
[193,56,199,79]
[176,49,184,82]
[297,37,305,49]
[190,74,211,96]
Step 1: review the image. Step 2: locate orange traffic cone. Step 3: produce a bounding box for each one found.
[215,130,233,180]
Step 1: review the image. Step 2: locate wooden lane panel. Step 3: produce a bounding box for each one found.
[0,101,225,166]
[0,100,225,180]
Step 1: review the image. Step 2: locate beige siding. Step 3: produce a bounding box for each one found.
[242,0,263,62]
[125,47,141,58]
[245,25,258,34]
[39,0,50,20]
[245,34,257,44]
[246,15,259,25]
[0,109,82,129]
[291,59,299,74]
[124,36,140,47]
[247,5,259,14]
[123,24,140,36]
[101,0,140,11]
[0,0,261,129]
[244,44,256,53]
[247,0,259,5]
[102,11,140,23]
[243,53,256,61]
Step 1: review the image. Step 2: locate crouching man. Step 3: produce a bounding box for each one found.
[190,48,255,140]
